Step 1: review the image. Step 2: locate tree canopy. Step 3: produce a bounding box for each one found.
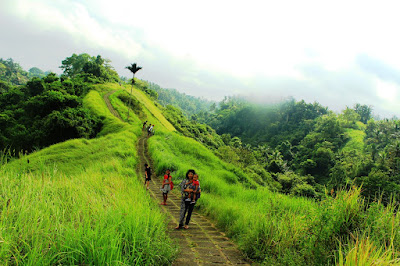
[60,53,119,83]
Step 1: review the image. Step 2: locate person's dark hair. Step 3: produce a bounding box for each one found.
[145,163,148,167]
[186,169,196,178]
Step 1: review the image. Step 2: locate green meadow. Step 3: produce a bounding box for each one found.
[0,87,176,265]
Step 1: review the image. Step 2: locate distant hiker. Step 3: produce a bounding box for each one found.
[144,163,151,190]
[148,124,154,137]
[176,169,200,229]
[143,120,148,129]
[188,174,200,204]
[160,169,172,205]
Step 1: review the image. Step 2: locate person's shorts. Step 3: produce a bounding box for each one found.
[161,184,170,194]
[145,175,151,181]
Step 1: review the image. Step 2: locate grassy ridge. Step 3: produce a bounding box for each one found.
[121,83,176,132]
[342,128,366,153]
[0,88,176,264]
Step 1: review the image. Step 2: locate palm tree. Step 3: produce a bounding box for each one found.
[125,63,142,121]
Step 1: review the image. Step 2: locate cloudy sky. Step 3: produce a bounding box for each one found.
[1,0,400,117]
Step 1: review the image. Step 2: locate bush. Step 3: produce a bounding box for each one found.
[292,183,316,198]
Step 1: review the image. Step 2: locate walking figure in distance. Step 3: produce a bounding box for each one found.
[147,124,154,137]
[144,163,151,190]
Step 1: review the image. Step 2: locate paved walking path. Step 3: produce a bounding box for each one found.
[105,90,251,265]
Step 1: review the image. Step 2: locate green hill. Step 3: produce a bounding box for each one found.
[1,56,400,264]
[0,86,176,265]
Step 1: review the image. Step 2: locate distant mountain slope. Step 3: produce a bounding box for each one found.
[0,58,49,89]
[147,81,215,117]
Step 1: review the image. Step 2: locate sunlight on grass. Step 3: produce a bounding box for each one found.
[342,128,366,152]
[121,84,176,132]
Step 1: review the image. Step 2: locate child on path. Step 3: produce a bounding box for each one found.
[188,174,200,204]
[143,120,148,129]
[160,169,172,205]
[144,163,151,190]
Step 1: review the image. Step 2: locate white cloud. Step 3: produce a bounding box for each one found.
[375,79,398,102]
[2,0,400,117]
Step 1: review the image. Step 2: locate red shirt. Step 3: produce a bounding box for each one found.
[192,180,199,186]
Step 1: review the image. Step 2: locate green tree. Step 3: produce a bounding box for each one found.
[29,67,46,78]
[60,53,92,77]
[125,63,142,121]
[354,103,372,124]
[340,107,361,128]
[60,54,119,82]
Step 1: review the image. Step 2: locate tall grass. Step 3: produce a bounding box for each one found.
[337,236,399,266]
[0,86,177,264]
[0,165,175,265]
[147,129,400,264]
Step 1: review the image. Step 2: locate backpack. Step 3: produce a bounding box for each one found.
[170,181,174,190]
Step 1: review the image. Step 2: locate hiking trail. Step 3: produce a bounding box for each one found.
[105,91,251,265]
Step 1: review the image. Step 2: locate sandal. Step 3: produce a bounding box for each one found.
[184,225,189,229]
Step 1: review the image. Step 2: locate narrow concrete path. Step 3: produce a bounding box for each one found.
[105,91,251,265]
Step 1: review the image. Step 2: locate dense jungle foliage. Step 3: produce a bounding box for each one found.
[147,82,214,117]
[0,53,121,153]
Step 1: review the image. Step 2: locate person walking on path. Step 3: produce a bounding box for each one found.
[144,163,151,190]
[176,169,199,229]
[148,124,154,137]
[160,169,172,205]
[142,120,148,129]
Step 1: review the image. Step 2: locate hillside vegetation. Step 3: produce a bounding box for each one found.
[117,82,400,264]
[2,55,400,264]
[144,114,400,265]
[0,83,176,264]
